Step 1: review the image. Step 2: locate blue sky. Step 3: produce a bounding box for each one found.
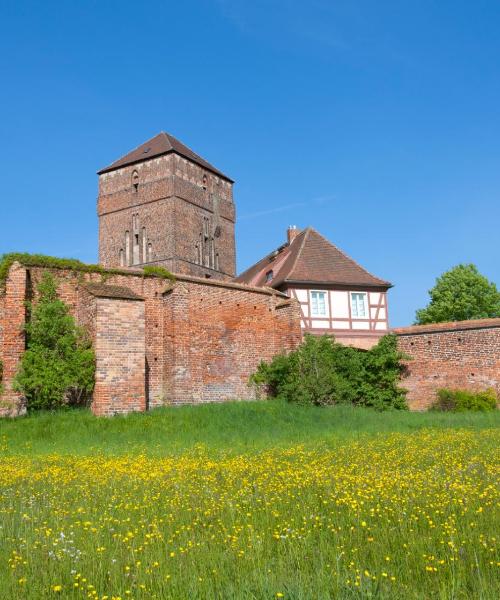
[1,1,499,326]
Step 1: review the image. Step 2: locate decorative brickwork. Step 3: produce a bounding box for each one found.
[98,146,236,281]
[395,319,500,410]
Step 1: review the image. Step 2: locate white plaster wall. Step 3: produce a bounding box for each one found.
[331,291,349,318]
[294,289,308,302]
[311,320,330,329]
[332,320,350,329]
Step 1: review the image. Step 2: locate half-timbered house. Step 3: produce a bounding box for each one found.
[235,227,392,349]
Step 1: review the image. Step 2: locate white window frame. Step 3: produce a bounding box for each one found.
[310,290,327,317]
[350,292,368,319]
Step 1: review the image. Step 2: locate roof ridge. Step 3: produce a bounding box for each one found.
[286,227,311,280]
[167,132,218,168]
[309,227,391,286]
[98,132,163,175]
[97,131,233,181]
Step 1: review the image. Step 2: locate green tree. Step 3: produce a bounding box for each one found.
[415,264,500,325]
[14,273,95,410]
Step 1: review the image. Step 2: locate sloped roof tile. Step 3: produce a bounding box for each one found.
[98,132,233,181]
[235,227,391,289]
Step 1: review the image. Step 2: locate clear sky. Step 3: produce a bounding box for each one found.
[1,1,499,326]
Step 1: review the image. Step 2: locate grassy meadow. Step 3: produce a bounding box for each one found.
[0,401,499,599]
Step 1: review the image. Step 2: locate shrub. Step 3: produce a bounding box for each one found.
[142,265,176,281]
[13,273,95,411]
[432,388,497,412]
[251,334,408,410]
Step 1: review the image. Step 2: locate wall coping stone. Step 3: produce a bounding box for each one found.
[83,283,145,301]
[167,274,290,298]
[393,317,500,336]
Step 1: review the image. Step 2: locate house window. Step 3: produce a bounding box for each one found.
[265,270,273,283]
[351,292,368,318]
[310,291,327,316]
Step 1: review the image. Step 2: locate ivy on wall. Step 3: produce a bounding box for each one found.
[0,253,175,291]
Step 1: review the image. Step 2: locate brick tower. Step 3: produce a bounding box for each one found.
[97,132,236,280]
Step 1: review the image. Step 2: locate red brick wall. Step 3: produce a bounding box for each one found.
[161,279,302,404]
[93,296,146,416]
[0,264,301,416]
[98,153,236,280]
[395,319,500,410]
[0,263,27,416]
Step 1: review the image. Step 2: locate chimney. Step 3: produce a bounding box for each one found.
[287,225,299,244]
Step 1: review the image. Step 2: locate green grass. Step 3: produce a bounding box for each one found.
[0,402,499,599]
[1,399,499,456]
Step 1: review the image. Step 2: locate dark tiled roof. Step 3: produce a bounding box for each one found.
[98,132,233,181]
[83,283,144,301]
[235,227,391,289]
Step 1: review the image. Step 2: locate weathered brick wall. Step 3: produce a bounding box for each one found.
[25,267,171,412]
[98,153,236,280]
[0,263,28,416]
[162,277,302,404]
[0,264,301,416]
[395,319,500,410]
[93,296,146,416]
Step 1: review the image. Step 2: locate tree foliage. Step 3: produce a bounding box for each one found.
[415,264,500,324]
[251,334,408,410]
[14,273,95,411]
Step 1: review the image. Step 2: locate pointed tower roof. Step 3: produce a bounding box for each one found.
[235,227,392,288]
[98,131,233,181]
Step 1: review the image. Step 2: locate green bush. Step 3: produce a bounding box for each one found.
[13,273,95,411]
[251,334,408,410]
[433,388,497,412]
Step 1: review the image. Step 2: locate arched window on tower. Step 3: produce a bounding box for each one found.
[147,243,153,262]
[202,174,208,190]
[132,170,139,192]
[119,249,125,267]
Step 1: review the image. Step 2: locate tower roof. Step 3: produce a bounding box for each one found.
[235,227,392,289]
[97,131,233,181]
